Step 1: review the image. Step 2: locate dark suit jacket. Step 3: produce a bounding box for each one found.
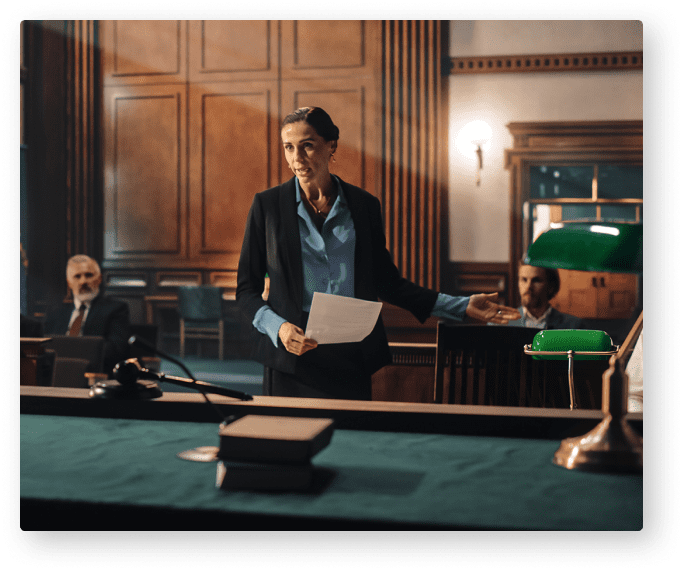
[505,306,585,330]
[43,294,131,373]
[237,176,439,376]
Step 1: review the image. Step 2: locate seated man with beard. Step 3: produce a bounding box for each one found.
[43,255,130,373]
[505,262,585,330]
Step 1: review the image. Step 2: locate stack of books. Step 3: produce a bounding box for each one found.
[215,415,335,491]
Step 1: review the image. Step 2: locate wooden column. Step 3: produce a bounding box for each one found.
[381,20,447,290]
[24,21,102,314]
[64,20,102,262]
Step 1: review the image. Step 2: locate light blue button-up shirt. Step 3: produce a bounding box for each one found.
[253,176,470,347]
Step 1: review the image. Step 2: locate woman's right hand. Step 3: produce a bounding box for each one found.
[278,322,318,356]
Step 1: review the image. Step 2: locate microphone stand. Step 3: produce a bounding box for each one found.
[89,336,253,424]
[128,335,252,401]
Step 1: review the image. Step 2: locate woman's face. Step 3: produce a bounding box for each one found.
[281,121,336,184]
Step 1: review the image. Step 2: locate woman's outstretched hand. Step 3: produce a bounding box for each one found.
[278,322,319,355]
[466,293,522,324]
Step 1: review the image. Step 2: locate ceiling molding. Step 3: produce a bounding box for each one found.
[449,51,642,75]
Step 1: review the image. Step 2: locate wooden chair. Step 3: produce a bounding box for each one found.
[177,286,224,360]
[47,335,105,374]
[434,322,607,409]
[434,323,538,406]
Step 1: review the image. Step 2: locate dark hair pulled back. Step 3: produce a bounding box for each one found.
[281,107,340,142]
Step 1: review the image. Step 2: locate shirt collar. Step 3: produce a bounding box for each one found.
[523,305,552,327]
[295,175,346,206]
[74,297,93,312]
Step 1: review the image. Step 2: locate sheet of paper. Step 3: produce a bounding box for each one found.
[304,292,382,344]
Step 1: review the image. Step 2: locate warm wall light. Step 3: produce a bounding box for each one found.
[456,120,492,186]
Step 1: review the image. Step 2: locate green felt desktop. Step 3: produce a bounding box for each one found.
[20,412,642,530]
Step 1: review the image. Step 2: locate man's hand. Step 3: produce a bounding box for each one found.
[278,322,318,356]
[466,293,522,324]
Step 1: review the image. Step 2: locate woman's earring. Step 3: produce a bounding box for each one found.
[331,154,336,163]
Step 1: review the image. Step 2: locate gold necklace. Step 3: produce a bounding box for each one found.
[308,192,334,216]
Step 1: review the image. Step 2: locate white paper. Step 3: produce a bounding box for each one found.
[304,292,382,344]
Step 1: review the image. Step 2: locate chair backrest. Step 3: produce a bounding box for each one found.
[434,324,538,406]
[177,286,223,322]
[51,357,90,388]
[434,323,607,409]
[47,335,105,373]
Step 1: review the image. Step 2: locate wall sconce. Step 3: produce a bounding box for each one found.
[456,120,492,186]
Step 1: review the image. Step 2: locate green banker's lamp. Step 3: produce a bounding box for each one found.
[523,221,643,473]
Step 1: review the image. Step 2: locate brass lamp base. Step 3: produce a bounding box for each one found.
[553,352,642,473]
[553,414,642,472]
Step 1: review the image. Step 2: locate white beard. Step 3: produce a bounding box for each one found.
[74,287,99,305]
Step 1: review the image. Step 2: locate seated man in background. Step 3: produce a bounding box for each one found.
[43,255,130,373]
[505,263,585,330]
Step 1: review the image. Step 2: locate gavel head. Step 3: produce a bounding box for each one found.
[112,358,144,386]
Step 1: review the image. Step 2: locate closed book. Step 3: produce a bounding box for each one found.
[215,460,313,491]
[217,415,334,464]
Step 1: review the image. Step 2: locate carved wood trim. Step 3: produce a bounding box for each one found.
[449,51,642,75]
[64,20,102,260]
[382,20,446,290]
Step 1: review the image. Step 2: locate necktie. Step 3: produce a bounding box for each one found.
[68,305,86,336]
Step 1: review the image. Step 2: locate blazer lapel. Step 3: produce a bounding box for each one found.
[340,178,373,301]
[81,296,103,336]
[279,177,304,313]
[58,304,75,334]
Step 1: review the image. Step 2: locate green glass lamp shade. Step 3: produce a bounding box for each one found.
[530,330,614,361]
[524,222,642,273]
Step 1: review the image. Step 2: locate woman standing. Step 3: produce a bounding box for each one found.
[237,107,520,399]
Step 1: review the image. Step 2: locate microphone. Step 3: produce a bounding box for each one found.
[129,335,196,381]
[112,358,252,400]
[127,335,253,401]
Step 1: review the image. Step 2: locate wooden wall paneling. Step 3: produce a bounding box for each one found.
[381,20,444,290]
[280,20,380,80]
[101,20,187,86]
[155,272,202,288]
[209,271,238,298]
[24,22,71,313]
[280,77,380,194]
[188,81,280,268]
[64,20,102,262]
[188,20,279,83]
[552,269,636,320]
[450,262,509,301]
[103,84,188,265]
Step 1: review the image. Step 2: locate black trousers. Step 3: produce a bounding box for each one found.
[264,343,372,400]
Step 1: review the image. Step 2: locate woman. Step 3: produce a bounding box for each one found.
[237,107,520,399]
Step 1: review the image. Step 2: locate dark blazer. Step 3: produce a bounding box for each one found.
[237,176,439,376]
[505,306,585,330]
[43,294,131,373]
